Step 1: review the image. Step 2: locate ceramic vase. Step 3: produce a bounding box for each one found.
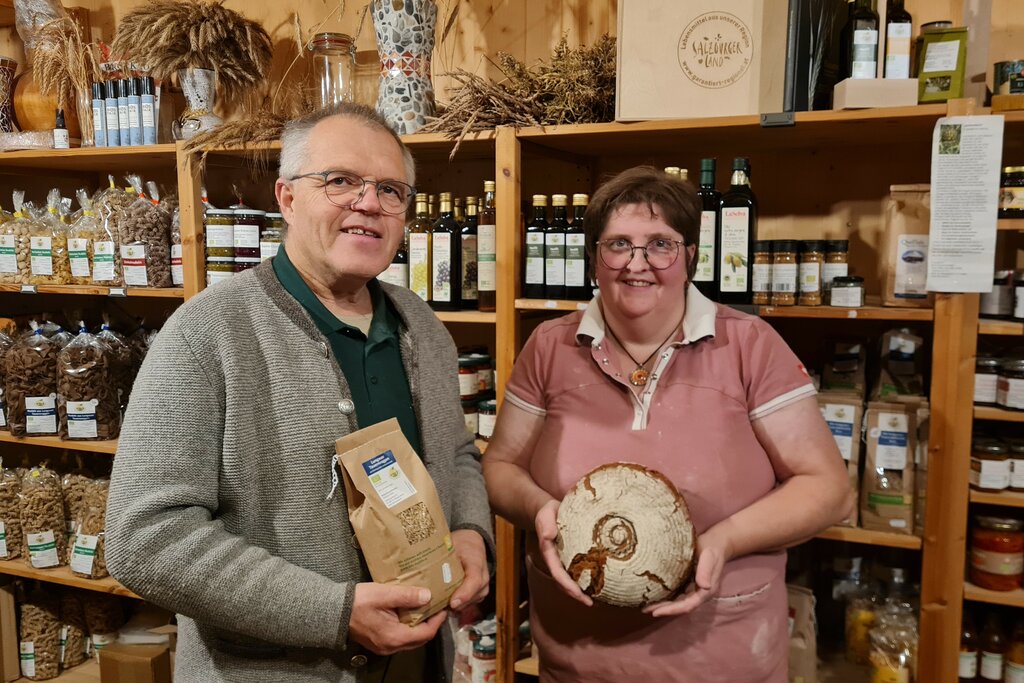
[372,0,437,135]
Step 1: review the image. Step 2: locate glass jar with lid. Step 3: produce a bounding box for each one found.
[467,353,494,395]
[751,241,772,306]
[970,515,1024,591]
[233,208,265,260]
[981,270,1014,319]
[999,359,1024,410]
[462,399,478,437]
[830,276,865,308]
[798,240,825,306]
[206,257,234,286]
[976,356,1001,406]
[204,209,235,258]
[309,32,356,109]
[971,439,1010,492]
[1000,166,1024,219]
[234,257,261,273]
[823,240,849,295]
[1009,439,1024,493]
[770,240,798,306]
[478,399,497,441]
[261,213,285,262]
[458,356,479,401]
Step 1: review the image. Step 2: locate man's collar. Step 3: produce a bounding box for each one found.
[575,286,717,347]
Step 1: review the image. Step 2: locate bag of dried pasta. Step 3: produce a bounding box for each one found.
[1,192,34,284]
[67,189,102,285]
[82,593,126,656]
[0,330,12,431]
[119,176,172,288]
[0,464,22,559]
[70,478,109,579]
[61,470,90,555]
[4,322,59,437]
[19,466,67,569]
[59,589,89,668]
[58,322,119,441]
[28,189,71,285]
[0,198,15,284]
[92,176,132,287]
[96,320,133,411]
[19,587,61,680]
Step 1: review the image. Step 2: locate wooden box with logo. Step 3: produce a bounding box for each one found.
[615,0,788,121]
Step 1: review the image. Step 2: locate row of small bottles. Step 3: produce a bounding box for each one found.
[960,608,1024,682]
[381,182,497,312]
[523,193,590,301]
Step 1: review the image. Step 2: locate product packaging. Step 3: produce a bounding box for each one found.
[881,184,932,308]
[860,401,923,535]
[4,323,59,437]
[57,323,120,441]
[18,467,68,568]
[818,394,863,527]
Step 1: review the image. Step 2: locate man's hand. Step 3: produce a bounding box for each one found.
[348,583,447,655]
[448,529,489,611]
[536,499,592,607]
[641,528,733,618]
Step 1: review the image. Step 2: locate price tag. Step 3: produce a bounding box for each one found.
[544,300,557,309]
[576,302,588,310]
[19,284,36,294]
[107,287,126,298]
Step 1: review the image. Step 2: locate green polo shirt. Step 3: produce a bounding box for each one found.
[272,246,422,454]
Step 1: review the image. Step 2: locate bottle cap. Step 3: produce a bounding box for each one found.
[55,109,66,128]
[701,158,716,172]
[104,81,118,99]
[91,82,103,100]
[140,76,155,96]
[127,78,140,97]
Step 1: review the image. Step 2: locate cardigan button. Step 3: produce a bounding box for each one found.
[319,342,330,358]
[350,654,367,668]
[338,399,355,415]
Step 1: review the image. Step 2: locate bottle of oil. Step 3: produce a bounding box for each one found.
[695,158,720,300]
[960,609,979,682]
[841,0,880,80]
[524,195,548,299]
[980,612,1007,681]
[566,193,589,301]
[477,181,497,312]
[430,192,460,311]
[380,220,410,289]
[545,194,569,300]
[407,193,432,302]
[717,157,757,305]
[460,196,479,310]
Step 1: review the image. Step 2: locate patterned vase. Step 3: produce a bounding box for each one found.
[173,68,223,140]
[372,0,437,135]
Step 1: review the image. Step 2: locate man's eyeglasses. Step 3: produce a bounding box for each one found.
[596,238,685,270]
[288,170,416,215]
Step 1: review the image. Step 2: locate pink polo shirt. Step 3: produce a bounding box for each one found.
[505,286,814,682]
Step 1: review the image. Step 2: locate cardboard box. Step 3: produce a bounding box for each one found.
[616,0,788,120]
[916,27,968,103]
[832,78,918,110]
[99,644,171,683]
[818,395,863,527]
[0,579,17,683]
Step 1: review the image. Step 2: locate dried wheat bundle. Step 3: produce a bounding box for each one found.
[110,0,272,104]
[31,18,101,109]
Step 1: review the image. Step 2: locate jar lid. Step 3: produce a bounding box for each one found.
[473,635,496,653]
[206,256,235,263]
[994,269,1014,281]
[800,240,826,252]
[977,355,1002,368]
[467,353,492,363]
[1003,358,1024,372]
[975,440,1009,454]
[826,240,850,251]
[234,209,267,216]
[458,357,477,368]
[236,257,262,263]
[774,240,799,253]
[265,212,283,219]
[833,276,864,285]
[310,32,355,50]
[1004,166,1024,173]
[977,515,1024,531]
[205,209,234,216]
[478,399,497,410]
[753,240,772,252]
[921,20,954,31]
[461,399,478,409]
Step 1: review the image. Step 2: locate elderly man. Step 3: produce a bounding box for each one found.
[106,103,493,683]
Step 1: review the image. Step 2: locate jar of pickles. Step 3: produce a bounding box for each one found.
[261,213,285,262]
[233,208,265,260]
[970,515,1024,591]
[204,209,235,259]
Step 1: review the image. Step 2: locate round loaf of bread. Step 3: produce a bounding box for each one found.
[556,463,695,607]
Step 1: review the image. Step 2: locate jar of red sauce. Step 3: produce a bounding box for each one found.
[971,515,1024,591]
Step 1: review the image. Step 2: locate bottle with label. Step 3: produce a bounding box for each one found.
[477,181,497,312]
[431,192,461,311]
[567,193,589,301]
[842,0,880,80]
[380,221,409,289]
[961,609,979,682]
[545,194,569,300]
[1007,621,1024,683]
[52,110,69,149]
[884,0,913,79]
[140,76,157,145]
[524,195,548,299]
[407,194,432,302]
[460,196,479,309]
[980,612,1007,681]
[126,77,142,146]
[453,197,465,225]
[103,81,120,147]
[91,83,106,147]
[694,158,720,300]
[116,79,130,147]
[427,194,438,222]
[717,157,757,305]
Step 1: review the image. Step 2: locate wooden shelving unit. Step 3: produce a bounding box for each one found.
[0,284,184,298]
[758,305,934,321]
[0,433,117,455]
[435,311,497,324]
[969,490,1024,507]
[974,406,1024,423]
[0,144,176,171]
[814,526,923,550]
[979,318,1024,335]
[0,561,137,598]
[14,660,100,683]
[514,656,539,676]
[997,219,1024,231]
[964,583,1024,608]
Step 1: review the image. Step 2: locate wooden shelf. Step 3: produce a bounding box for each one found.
[0,144,177,171]
[998,219,1024,231]
[0,0,13,27]
[435,310,497,324]
[814,525,922,550]
[0,433,117,455]
[970,490,1024,507]
[964,582,1024,608]
[515,299,589,312]
[974,406,1024,422]
[758,305,934,321]
[514,656,538,677]
[0,284,184,298]
[979,318,1024,335]
[0,560,138,598]
[16,660,100,682]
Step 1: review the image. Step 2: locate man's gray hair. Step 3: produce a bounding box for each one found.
[278,103,416,186]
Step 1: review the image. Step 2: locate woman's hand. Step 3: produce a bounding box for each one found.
[535,499,593,607]
[642,527,734,618]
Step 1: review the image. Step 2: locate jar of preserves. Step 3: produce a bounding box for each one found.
[1006,621,1024,682]
[823,240,849,295]
[206,257,234,287]
[1010,440,1024,493]
[233,208,265,260]
[478,399,497,441]
[971,440,1010,492]
[970,516,1024,591]
[999,359,1024,410]
[751,240,772,306]
[468,353,494,394]
[204,209,235,258]
[981,270,1014,318]
[1015,271,1024,321]
[798,240,825,306]
[1001,166,1024,219]
[462,399,478,437]
[830,276,865,308]
[261,213,285,262]
[770,240,798,307]
[234,257,261,273]
[975,356,1001,406]
[458,357,480,401]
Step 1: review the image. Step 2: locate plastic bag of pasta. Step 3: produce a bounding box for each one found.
[0,192,34,284]
[67,189,102,285]
[59,590,89,668]
[119,176,172,288]
[28,189,71,285]
[0,198,15,283]
[82,593,126,656]
[0,465,22,559]
[70,478,109,579]
[19,588,61,680]
[95,320,133,411]
[58,322,119,441]
[19,466,67,568]
[61,470,90,555]
[0,330,12,431]
[92,176,131,286]
[4,322,59,437]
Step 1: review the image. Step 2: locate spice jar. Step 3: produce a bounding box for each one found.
[234,257,261,273]
[999,359,1024,411]
[830,276,865,308]
[970,515,1024,591]
[981,270,1014,318]
[971,439,1010,492]
[233,208,264,260]
[770,240,798,306]
[976,356,1001,406]
[751,240,772,306]
[478,399,497,441]
[798,240,825,306]
[261,213,285,262]
[206,257,234,286]
[1009,439,1024,493]
[309,32,356,109]
[1001,166,1024,219]
[204,209,235,258]
[823,240,849,295]
[462,399,478,437]
[458,357,480,401]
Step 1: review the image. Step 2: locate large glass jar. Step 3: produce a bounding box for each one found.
[204,209,235,259]
[970,515,1024,591]
[233,208,265,260]
[310,33,356,109]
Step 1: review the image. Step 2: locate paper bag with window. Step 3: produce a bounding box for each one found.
[337,418,464,625]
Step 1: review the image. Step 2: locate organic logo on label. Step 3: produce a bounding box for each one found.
[677,12,753,89]
[34,399,44,407]
[887,416,901,429]
[835,408,847,419]
[75,404,85,412]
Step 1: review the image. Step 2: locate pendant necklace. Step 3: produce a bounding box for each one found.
[604,323,680,387]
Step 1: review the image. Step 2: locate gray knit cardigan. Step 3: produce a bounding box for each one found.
[106,261,495,683]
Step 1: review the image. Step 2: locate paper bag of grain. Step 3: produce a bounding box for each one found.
[337,418,464,625]
[881,184,932,308]
[860,402,917,534]
[818,395,863,527]
[787,585,818,683]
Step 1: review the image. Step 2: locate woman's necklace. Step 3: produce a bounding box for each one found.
[604,323,680,387]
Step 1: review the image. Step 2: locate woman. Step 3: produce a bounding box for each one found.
[483,166,852,681]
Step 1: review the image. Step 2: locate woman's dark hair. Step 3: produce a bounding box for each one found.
[583,166,702,280]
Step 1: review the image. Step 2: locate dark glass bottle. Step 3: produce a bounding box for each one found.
[453,196,465,225]
[477,181,497,312]
[980,612,1007,682]
[460,196,479,310]
[884,0,913,79]
[567,193,589,301]
[427,194,438,222]
[841,0,880,80]
[380,220,409,289]
[961,610,979,682]
[545,194,569,300]
[407,194,432,302]
[430,192,461,311]
[717,158,757,305]
[524,195,548,299]
[694,158,720,301]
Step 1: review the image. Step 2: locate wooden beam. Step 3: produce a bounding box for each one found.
[175,144,206,300]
